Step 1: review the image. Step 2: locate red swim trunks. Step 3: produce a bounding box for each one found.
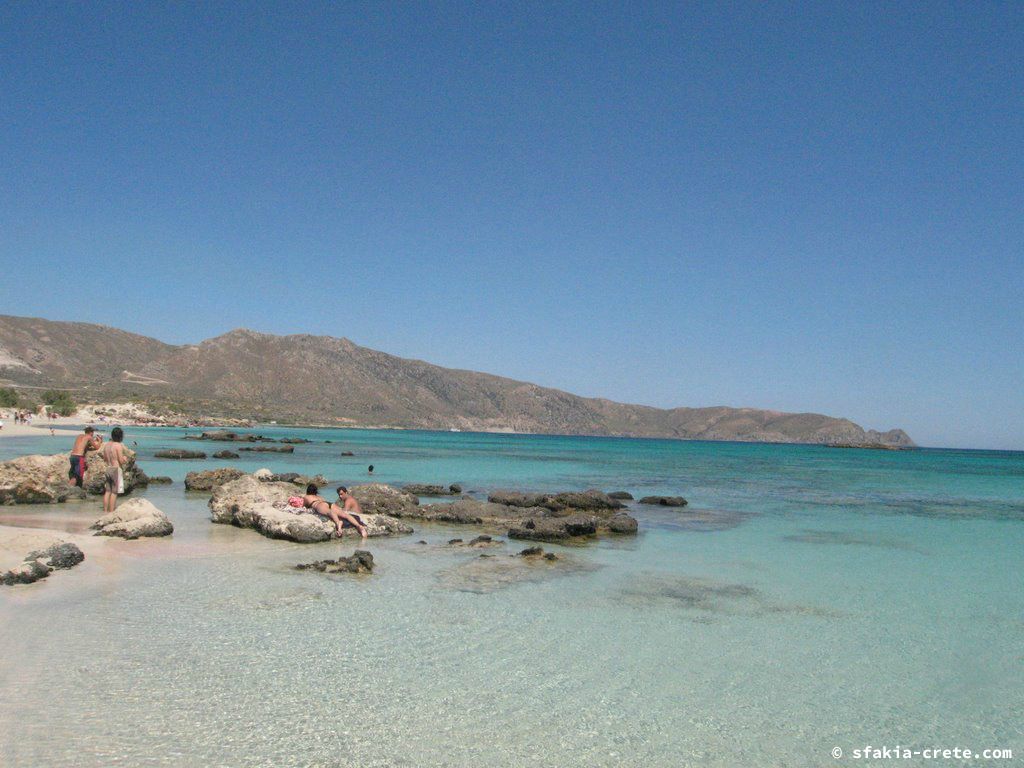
[69,455,87,487]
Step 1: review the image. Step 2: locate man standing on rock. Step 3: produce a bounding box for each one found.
[67,426,99,488]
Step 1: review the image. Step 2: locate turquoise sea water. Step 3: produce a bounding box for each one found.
[1,426,1022,767]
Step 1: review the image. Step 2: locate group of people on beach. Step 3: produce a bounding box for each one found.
[69,425,129,513]
[67,425,369,536]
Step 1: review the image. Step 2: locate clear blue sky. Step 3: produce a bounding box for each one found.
[1,2,1021,449]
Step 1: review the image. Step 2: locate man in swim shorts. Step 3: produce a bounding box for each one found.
[68,426,98,487]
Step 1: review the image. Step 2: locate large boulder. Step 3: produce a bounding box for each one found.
[91,499,174,539]
[0,451,146,504]
[1,527,85,586]
[209,476,412,543]
[348,484,421,517]
[184,467,246,491]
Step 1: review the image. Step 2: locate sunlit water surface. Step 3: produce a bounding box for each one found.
[1,427,1022,766]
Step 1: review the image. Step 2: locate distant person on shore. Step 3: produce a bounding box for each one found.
[301,483,368,539]
[68,426,99,487]
[101,427,129,512]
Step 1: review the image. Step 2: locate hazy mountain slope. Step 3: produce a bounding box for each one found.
[0,315,914,446]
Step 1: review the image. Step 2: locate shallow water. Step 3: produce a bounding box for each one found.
[2,427,1022,766]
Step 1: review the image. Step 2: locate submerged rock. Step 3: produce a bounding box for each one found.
[507,515,599,542]
[0,451,147,504]
[239,446,294,453]
[209,476,412,543]
[437,548,590,593]
[91,498,174,539]
[638,496,688,507]
[184,467,246,491]
[296,550,374,574]
[607,491,634,500]
[213,450,240,459]
[155,449,207,460]
[146,476,173,484]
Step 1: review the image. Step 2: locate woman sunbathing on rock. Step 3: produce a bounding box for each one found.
[302,483,368,539]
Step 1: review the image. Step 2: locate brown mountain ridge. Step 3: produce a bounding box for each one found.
[0,314,914,447]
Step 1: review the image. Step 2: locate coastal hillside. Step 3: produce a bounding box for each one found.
[0,315,913,446]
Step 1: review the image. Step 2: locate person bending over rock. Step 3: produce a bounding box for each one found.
[302,483,367,539]
[68,426,101,488]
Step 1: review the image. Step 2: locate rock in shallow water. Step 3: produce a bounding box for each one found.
[508,515,599,542]
[1,529,86,586]
[155,449,207,460]
[91,498,174,539]
[296,550,374,574]
[638,496,688,507]
[208,476,412,542]
[402,483,463,496]
[0,451,147,503]
[184,467,245,491]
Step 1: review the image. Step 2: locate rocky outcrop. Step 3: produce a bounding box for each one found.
[208,476,412,543]
[410,494,637,542]
[508,515,598,542]
[262,472,328,487]
[607,513,639,534]
[91,499,174,539]
[238,446,294,453]
[348,484,421,517]
[638,496,688,507]
[185,431,277,443]
[155,449,206,459]
[1,528,85,585]
[414,499,538,524]
[184,467,246,491]
[0,451,146,504]
[487,489,623,512]
[402,483,463,496]
[296,550,374,574]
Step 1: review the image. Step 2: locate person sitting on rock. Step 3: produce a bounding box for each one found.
[302,483,367,539]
